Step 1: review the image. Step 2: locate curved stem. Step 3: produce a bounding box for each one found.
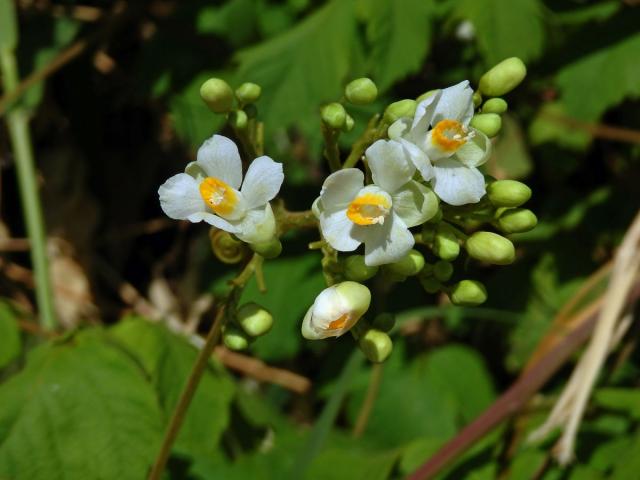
[352,362,383,437]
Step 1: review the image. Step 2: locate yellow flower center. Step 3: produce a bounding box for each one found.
[328,313,350,330]
[431,119,469,152]
[199,177,238,218]
[347,192,391,226]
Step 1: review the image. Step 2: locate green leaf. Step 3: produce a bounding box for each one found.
[528,102,591,151]
[593,388,640,419]
[455,0,544,66]
[234,0,362,142]
[491,115,533,179]
[0,331,163,480]
[508,449,547,480]
[240,253,326,361]
[307,444,399,480]
[364,0,432,90]
[0,0,17,50]
[0,301,21,369]
[556,32,640,121]
[110,317,235,457]
[197,0,259,47]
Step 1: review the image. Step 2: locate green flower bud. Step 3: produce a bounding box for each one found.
[497,208,537,234]
[200,78,234,113]
[223,325,250,350]
[383,99,417,124]
[487,180,532,207]
[345,77,378,105]
[236,302,273,337]
[465,231,515,265]
[321,102,347,129]
[470,113,502,138]
[433,260,454,282]
[473,91,483,107]
[482,98,507,114]
[417,90,438,103]
[235,82,262,104]
[386,249,425,276]
[426,208,443,224]
[420,276,441,294]
[358,329,393,363]
[210,229,247,264]
[433,224,460,261]
[229,110,248,130]
[344,255,379,282]
[479,57,527,97]
[249,237,282,259]
[450,280,487,306]
[343,114,355,132]
[372,313,396,332]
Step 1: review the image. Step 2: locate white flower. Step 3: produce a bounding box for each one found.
[390,80,492,206]
[159,134,284,244]
[301,281,371,340]
[314,142,438,266]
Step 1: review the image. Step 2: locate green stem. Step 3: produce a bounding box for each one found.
[0,47,57,331]
[342,114,383,169]
[321,123,341,171]
[352,362,383,438]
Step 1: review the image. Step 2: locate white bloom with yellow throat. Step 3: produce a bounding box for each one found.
[314,142,438,266]
[159,135,284,243]
[302,281,371,340]
[390,80,491,206]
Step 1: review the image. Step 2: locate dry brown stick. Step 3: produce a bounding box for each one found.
[407,281,640,480]
[543,111,640,144]
[0,237,30,251]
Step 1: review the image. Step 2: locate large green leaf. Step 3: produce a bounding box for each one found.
[364,0,432,90]
[110,317,235,458]
[0,331,163,479]
[234,0,362,141]
[0,0,17,50]
[0,301,21,369]
[455,0,544,66]
[556,32,640,121]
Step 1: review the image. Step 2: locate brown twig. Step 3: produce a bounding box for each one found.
[0,237,30,251]
[407,281,640,480]
[542,111,640,145]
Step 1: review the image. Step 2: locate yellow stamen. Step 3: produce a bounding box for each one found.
[347,193,391,226]
[431,119,468,152]
[328,313,350,330]
[199,177,237,217]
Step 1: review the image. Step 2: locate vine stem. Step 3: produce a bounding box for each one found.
[0,42,57,329]
[352,362,383,437]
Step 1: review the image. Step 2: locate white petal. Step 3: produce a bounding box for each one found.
[366,139,415,194]
[454,128,492,168]
[319,209,361,252]
[196,134,243,189]
[399,138,434,181]
[240,156,284,208]
[158,173,207,221]
[392,180,439,227]
[388,118,411,140]
[319,169,364,212]
[431,80,474,125]
[354,214,415,267]
[234,203,277,244]
[410,91,440,133]
[192,212,239,233]
[432,159,486,206]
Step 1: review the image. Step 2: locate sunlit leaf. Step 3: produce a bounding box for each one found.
[0,301,21,369]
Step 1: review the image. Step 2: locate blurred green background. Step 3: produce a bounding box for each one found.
[1,0,640,479]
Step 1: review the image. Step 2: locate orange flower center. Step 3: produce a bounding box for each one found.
[199,177,238,218]
[328,313,351,330]
[431,119,469,152]
[347,192,391,226]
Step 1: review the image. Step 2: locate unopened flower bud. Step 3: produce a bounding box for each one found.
[417,90,438,103]
[236,302,273,337]
[473,91,483,107]
[210,229,247,264]
[479,57,527,97]
[372,313,396,332]
[497,208,537,234]
[386,249,425,277]
[450,280,487,306]
[235,82,262,104]
[383,99,417,124]
[301,281,371,340]
[358,329,393,363]
[433,224,460,261]
[420,276,441,294]
[433,260,453,282]
[470,113,502,138]
[482,97,507,114]
[344,255,378,282]
[249,237,282,259]
[229,110,248,130]
[200,78,234,113]
[345,78,378,105]
[487,180,532,207]
[343,114,355,132]
[321,102,347,129]
[223,325,250,350]
[465,231,515,265]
